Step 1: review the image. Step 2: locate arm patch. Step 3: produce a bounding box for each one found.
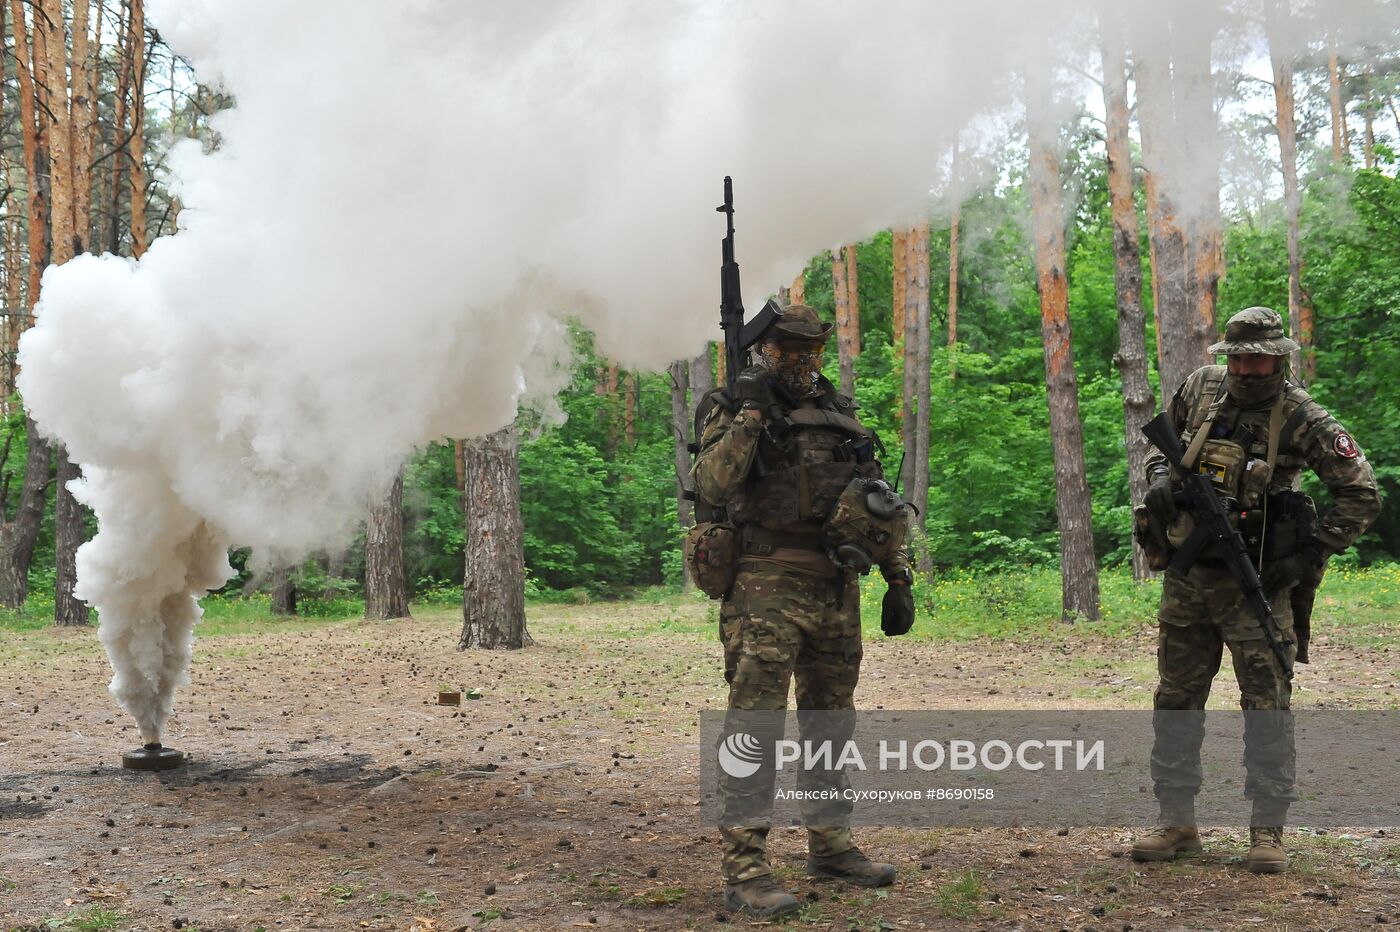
[1333,432,1360,459]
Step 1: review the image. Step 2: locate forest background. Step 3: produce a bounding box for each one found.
[0,0,1396,631]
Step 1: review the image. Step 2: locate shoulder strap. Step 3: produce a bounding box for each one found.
[1181,377,1230,472]
[783,407,869,437]
[1279,390,1319,449]
[1265,392,1286,471]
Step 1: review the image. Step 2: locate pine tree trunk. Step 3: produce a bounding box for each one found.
[453,439,466,512]
[71,0,94,252]
[1134,44,1207,400]
[1101,11,1158,581]
[37,0,92,627]
[947,207,960,376]
[459,425,529,650]
[604,362,619,456]
[947,141,962,380]
[1174,16,1223,345]
[54,448,89,626]
[12,0,46,301]
[38,0,72,263]
[891,228,908,432]
[899,228,919,494]
[789,272,804,306]
[0,5,51,609]
[623,372,637,447]
[668,360,693,590]
[1329,39,1346,163]
[831,248,856,396]
[1028,78,1101,622]
[1,1,24,403]
[891,228,908,348]
[270,567,297,615]
[0,417,51,608]
[688,347,714,435]
[2,156,22,399]
[364,467,410,620]
[911,222,931,569]
[109,0,132,254]
[1363,89,1376,169]
[1265,0,1307,379]
[127,0,147,257]
[844,243,860,354]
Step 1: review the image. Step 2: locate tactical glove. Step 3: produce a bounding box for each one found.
[880,570,915,637]
[1144,474,1178,529]
[731,370,777,416]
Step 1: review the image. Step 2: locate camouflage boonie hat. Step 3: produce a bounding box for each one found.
[761,304,833,345]
[1207,306,1300,356]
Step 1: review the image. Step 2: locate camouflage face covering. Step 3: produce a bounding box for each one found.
[1227,368,1286,409]
[757,340,824,398]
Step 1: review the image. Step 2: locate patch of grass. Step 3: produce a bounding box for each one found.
[321,882,360,903]
[861,566,1159,642]
[1294,829,1366,850]
[0,591,58,632]
[37,907,126,931]
[932,870,988,919]
[855,563,1400,645]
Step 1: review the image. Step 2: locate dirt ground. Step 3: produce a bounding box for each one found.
[2,598,1398,931]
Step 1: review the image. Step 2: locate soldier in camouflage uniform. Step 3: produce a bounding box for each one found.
[1131,306,1381,873]
[692,305,915,918]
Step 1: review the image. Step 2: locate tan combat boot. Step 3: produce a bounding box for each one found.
[807,847,896,887]
[1130,826,1203,862]
[723,875,800,918]
[1246,826,1287,873]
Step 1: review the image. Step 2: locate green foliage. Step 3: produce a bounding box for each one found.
[36,907,125,931]
[520,433,643,594]
[858,565,1160,641]
[403,441,465,587]
[933,870,990,919]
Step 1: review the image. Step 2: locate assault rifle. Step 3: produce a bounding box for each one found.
[1142,412,1294,679]
[716,176,783,388]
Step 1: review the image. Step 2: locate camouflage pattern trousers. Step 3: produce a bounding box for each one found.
[1152,565,1298,826]
[717,562,861,883]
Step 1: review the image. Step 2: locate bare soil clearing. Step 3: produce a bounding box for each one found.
[2,599,1398,930]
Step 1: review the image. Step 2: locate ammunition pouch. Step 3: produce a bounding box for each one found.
[684,522,738,600]
[1197,438,1249,499]
[1148,489,1320,574]
[821,477,911,574]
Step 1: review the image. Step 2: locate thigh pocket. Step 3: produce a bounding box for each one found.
[1158,571,1204,628]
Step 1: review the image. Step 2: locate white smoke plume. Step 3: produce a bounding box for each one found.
[14,0,1394,742]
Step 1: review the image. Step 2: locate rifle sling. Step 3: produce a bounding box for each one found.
[1180,379,1229,474]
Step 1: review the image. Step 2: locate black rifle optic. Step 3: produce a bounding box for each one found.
[716,175,783,388]
[1142,412,1294,680]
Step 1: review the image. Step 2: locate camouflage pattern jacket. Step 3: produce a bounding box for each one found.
[1147,365,1381,557]
[692,369,912,580]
